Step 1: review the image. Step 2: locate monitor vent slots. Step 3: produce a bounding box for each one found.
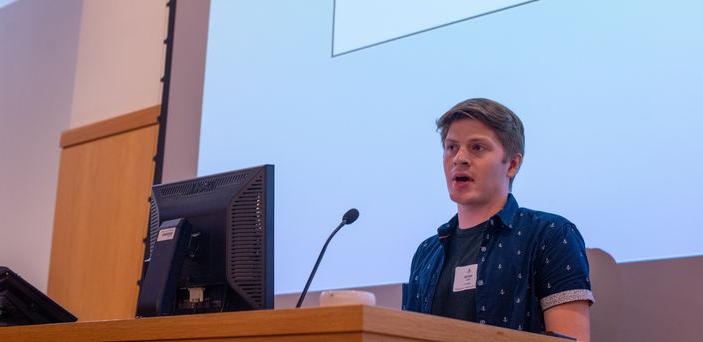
[157,172,249,198]
[228,174,265,308]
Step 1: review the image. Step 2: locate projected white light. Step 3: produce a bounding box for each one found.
[332,0,537,56]
[201,0,703,293]
[0,0,19,9]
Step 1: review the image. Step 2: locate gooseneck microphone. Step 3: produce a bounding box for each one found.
[295,208,359,308]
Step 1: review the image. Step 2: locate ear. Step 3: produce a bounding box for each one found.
[507,153,523,178]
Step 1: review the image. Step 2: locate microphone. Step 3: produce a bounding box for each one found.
[342,208,359,225]
[296,208,360,308]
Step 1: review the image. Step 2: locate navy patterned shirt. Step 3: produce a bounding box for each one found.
[402,194,594,333]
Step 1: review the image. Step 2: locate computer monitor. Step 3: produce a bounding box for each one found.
[136,165,274,317]
[0,266,77,326]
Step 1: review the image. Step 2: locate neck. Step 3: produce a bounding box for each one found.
[457,193,509,229]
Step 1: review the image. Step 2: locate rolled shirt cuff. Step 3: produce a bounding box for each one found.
[540,289,595,311]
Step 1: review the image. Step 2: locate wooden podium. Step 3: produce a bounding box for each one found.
[0,305,561,342]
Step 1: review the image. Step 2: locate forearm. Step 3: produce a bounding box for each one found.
[543,300,590,342]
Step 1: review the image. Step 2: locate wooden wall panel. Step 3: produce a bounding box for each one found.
[60,106,160,148]
[48,107,159,321]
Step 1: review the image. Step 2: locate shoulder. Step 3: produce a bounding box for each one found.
[411,214,456,263]
[514,207,583,241]
[413,235,440,259]
[410,234,441,270]
[517,207,574,228]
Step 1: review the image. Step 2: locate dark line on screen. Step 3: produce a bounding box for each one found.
[330,0,337,58]
[331,0,540,58]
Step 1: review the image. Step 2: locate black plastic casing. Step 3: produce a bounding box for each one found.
[136,165,274,317]
[0,266,77,326]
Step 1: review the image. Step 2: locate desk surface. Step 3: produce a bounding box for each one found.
[0,305,562,342]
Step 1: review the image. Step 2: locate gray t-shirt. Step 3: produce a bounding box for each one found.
[430,221,488,321]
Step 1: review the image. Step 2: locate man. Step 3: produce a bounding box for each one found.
[403,98,593,341]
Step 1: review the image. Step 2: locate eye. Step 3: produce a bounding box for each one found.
[445,143,458,153]
[472,144,485,152]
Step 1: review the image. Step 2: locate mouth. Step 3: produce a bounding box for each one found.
[452,174,474,184]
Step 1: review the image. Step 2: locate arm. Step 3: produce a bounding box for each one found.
[403,237,431,312]
[535,222,593,340]
[544,300,590,342]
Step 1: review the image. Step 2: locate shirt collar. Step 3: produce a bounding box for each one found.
[437,214,458,240]
[437,194,520,238]
[495,193,519,230]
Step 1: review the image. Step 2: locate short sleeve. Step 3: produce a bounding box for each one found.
[535,222,594,310]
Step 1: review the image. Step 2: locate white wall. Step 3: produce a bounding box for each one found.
[70,0,167,127]
[0,0,168,292]
[0,0,82,291]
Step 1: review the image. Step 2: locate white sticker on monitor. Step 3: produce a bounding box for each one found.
[157,227,177,242]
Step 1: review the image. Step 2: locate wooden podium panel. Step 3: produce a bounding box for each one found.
[47,106,160,321]
[0,305,562,342]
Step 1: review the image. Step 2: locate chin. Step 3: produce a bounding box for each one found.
[449,192,479,206]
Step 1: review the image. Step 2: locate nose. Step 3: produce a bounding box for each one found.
[453,146,470,166]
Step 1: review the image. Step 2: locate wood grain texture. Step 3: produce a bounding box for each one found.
[60,105,160,148]
[0,306,562,342]
[47,120,159,321]
[361,306,562,342]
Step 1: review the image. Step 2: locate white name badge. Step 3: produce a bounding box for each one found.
[453,264,478,292]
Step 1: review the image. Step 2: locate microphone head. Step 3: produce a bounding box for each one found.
[342,208,360,225]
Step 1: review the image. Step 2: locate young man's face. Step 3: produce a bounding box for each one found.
[443,119,521,208]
